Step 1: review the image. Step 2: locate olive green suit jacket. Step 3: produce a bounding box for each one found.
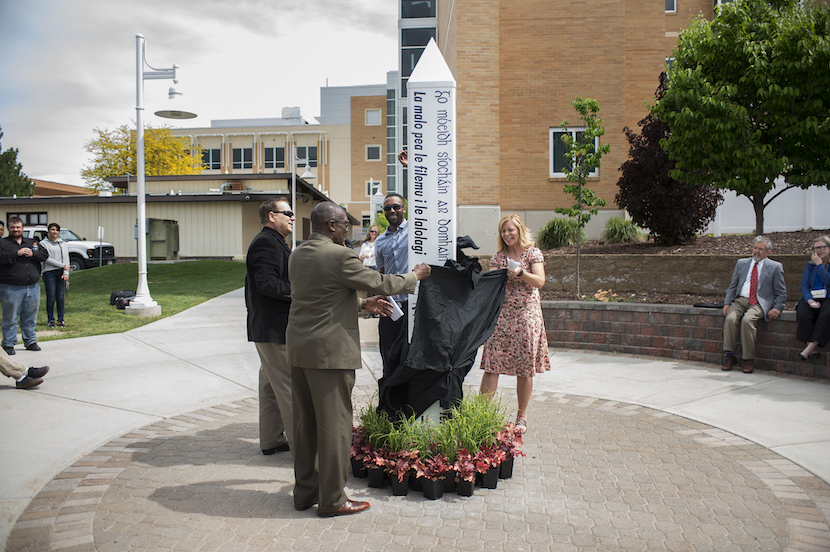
[286,232,418,369]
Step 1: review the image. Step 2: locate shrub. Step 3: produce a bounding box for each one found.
[601,217,643,244]
[536,218,584,249]
[616,72,722,246]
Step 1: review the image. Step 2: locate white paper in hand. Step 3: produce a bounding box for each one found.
[389,296,404,321]
[506,257,521,271]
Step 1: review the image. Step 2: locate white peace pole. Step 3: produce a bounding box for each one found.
[406,38,457,333]
[406,39,457,422]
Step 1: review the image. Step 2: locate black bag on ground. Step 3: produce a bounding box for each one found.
[111,290,136,309]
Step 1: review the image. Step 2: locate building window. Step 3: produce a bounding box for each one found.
[714,0,735,7]
[400,27,436,96]
[366,145,382,161]
[366,180,381,197]
[549,128,599,178]
[264,147,285,169]
[295,146,318,168]
[665,57,675,70]
[402,0,435,18]
[8,212,48,226]
[666,0,676,12]
[201,148,220,170]
[365,109,382,126]
[232,148,252,170]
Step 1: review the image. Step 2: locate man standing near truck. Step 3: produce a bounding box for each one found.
[0,217,48,355]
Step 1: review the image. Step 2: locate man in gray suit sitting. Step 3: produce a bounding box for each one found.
[721,235,787,374]
[286,201,431,517]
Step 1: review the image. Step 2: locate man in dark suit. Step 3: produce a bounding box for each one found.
[245,198,295,455]
[287,201,431,517]
[722,235,787,373]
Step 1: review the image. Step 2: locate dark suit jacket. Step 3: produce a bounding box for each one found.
[286,232,417,370]
[245,227,291,343]
[724,257,787,321]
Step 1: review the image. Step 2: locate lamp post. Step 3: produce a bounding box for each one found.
[126,34,196,317]
[291,148,316,249]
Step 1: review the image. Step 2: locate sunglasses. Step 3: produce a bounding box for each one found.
[383,204,404,212]
[272,210,294,218]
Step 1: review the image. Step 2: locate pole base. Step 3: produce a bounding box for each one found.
[125,304,162,317]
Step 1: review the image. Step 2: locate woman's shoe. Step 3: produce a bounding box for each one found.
[797,353,808,361]
[515,417,527,434]
[47,321,55,329]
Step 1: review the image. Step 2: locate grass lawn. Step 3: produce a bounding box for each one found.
[32,260,247,341]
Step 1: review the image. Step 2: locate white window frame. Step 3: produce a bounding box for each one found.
[366,179,381,197]
[365,109,382,126]
[263,146,285,170]
[666,0,677,13]
[232,147,252,170]
[549,127,599,178]
[366,145,382,161]
[201,148,220,170]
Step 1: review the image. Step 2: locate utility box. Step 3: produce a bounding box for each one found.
[147,219,180,260]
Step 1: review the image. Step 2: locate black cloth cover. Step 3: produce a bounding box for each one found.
[377,238,507,419]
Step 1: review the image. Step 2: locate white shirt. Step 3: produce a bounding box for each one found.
[739,258,765,299]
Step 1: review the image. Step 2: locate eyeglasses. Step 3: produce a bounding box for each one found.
[383,204,404,212]
[272,210,294,218]
[329,219,350,227]
[369,230,378,234]
[814,245,828,251]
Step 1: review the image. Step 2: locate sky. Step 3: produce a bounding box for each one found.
[0,0,398,188]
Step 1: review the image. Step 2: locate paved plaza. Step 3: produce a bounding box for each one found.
[2,290,830,551]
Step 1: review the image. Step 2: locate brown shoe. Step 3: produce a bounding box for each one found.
[742,359,754,373]
[722,356,737,371]
[317,499,370,517]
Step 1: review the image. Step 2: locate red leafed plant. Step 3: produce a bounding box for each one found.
[387,449,419,483]
[454,448,477,483]
[414,453,451,481]
[496,423,526,460]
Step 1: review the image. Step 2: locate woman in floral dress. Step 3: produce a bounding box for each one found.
[480,214,550,433]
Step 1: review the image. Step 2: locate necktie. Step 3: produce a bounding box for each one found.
[748,262,758,305]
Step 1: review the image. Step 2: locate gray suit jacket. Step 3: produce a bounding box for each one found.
[286,232,418,370]
[724,257,787,321]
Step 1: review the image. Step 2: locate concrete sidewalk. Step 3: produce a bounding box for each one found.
[1,289,829,551]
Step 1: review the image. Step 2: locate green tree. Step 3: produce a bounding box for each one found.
[555,97,610,297]
[81,123,202,190]
[654,0,830,235]
[0,126,35,197]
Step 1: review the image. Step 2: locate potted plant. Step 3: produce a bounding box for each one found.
[415,453,451,500]
[496,422,525,479]
[453,448,477,496]
[350,427,370,478]
[476,445,504,489]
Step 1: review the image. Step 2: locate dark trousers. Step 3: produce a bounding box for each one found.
[378,300,407,380]
[796,298,830,347]
[42,270,66,323]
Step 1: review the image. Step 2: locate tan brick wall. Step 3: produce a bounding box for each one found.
[446,0,719,212]
[349,96,387,216]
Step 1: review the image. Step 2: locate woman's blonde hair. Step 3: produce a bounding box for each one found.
[496,214,535,252]
[813,235,830,251]
[364,225,380,243]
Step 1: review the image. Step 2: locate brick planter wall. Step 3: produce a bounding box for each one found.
[542,301,829,380]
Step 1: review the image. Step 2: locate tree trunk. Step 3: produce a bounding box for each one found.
[752,194,765,236]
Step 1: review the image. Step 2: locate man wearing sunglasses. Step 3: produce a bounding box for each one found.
[374,193,410,383]
[245,198,296,456]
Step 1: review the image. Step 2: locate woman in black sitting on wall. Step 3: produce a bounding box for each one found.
[796,235,830,361]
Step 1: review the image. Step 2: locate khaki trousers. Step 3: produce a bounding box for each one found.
[291,365,355,510]
[0,350,25,380]
[255,342,292,450]
[723,296,764,360]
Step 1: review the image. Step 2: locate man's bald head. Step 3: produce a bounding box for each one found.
[311,202,345,233]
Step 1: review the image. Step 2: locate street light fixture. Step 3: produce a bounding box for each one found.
[126,34,197,317]
[291,148,316,249]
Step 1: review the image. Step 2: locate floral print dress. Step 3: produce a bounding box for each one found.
[481,247,551,377]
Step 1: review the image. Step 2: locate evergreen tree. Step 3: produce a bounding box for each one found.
[0,126,35,197]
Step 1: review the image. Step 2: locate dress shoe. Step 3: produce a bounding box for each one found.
[742,359,755,373]
[16,376,43,389]
[294,500,318,511]
[25,343,41,351]
[27,366,49,378]
[317,499,370,517]
[797,353,808,362]
[3,346,15,356]
[721,356,736,371]
[262,442,290,455]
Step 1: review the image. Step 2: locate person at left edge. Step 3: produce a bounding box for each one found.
[287,201,431,517]
[245,198,296,455]
[0,217,48,355]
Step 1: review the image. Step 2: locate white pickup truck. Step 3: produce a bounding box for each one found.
[24,226,116,271]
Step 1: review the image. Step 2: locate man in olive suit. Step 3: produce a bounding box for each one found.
[287,201,431,517]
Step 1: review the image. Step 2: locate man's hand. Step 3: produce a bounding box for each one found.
[722,304,731,317]
[412,263,431,280]
[768,308,781,320]
[17,247,32,257]
[364,296,393,317]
